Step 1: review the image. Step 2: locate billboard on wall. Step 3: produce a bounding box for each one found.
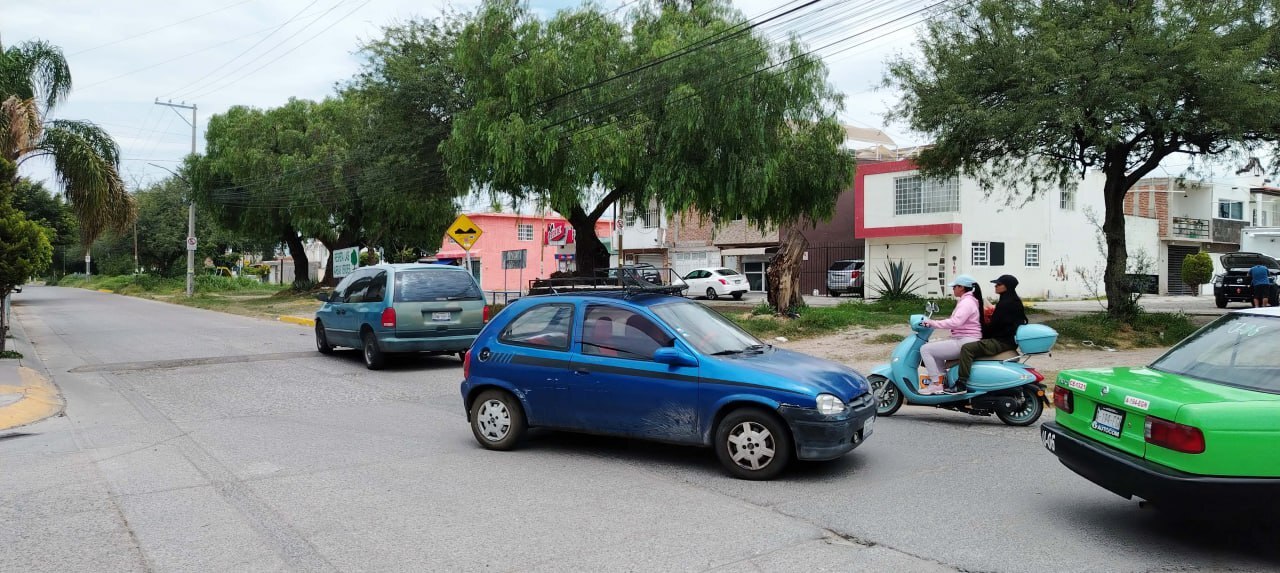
[545,222,576,246]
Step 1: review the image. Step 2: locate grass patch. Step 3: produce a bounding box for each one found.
[730,298,956,340]
[59,273,276,295]
[0,350,21,359]
[1044,311,1200,349]
[867,333,904,344]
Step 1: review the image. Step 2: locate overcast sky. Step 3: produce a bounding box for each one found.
[7,0,926,196]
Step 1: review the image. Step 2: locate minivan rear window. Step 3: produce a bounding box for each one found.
[394,269,483,302]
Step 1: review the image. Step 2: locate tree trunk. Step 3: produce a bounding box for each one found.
[766,228,807,315]
[281,228,310,287]
[1101,173,1131,318]
[0,289,9,353]
[568,205,610,277]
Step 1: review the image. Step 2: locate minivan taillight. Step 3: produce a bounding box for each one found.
[381,307,397,328]
[483,305,490,323]
[1053,388,1073,413]
[1145,417,1205,454]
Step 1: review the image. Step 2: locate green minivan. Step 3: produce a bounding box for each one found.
[1041,308,1280,509]
[314,264,489,369]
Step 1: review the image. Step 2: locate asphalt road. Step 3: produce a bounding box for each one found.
[2,286,1276,572]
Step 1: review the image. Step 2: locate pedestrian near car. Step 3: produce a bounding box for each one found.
[919,275,984,395]
[1250,263,1271,307]
[955,275,1029,394]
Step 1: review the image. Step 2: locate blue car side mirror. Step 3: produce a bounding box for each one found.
[653,347,697,367]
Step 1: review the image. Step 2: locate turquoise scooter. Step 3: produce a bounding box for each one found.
[868,302,1055,426]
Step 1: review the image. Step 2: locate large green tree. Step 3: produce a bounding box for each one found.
[0,159,52,352]
[886,0,1280,317]
[445,0,855,287]
[0,38,133,244]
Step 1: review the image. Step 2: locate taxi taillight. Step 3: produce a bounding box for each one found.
[1145,416,1205,454]
[1053,388,1073,413]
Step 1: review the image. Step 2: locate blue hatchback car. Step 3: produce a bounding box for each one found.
[460,292,875,480]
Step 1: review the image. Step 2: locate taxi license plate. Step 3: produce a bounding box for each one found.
[1091,405,1125,438]
[432,312,451,321]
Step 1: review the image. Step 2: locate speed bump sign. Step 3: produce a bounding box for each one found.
[446,214,483,250]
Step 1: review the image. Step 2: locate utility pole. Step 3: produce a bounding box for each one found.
[155,99,197,297]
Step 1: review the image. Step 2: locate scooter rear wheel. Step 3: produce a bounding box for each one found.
[996,385,1043,426]
[869,375,903,416]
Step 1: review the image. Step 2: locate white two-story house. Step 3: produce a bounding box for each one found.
[855,159,1157,299]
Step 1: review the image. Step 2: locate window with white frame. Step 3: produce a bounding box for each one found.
[642,209,659,228]
[894,175,959,215]
[1218,200,1244,220]
[972,242,989,266]
[1025,243,1040,267]
[1060,188,1076,210]
[517,223,534,241]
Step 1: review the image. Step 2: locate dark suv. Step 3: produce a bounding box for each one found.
[1213,252,1280,308]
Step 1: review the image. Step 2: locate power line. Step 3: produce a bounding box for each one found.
[69,0,258,55]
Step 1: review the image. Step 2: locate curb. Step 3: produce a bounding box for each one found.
[96,289,114,293]
[278,315,315,327]
[0,365,65,431]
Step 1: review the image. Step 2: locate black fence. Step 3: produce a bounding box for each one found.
[799,242,867,296]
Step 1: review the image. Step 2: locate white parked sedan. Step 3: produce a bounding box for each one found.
[683,268,749,300]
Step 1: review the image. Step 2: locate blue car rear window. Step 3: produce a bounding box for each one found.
[394,270,482,302]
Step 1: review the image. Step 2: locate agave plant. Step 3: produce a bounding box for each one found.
[873,259,924,300]
[0,39,134,244]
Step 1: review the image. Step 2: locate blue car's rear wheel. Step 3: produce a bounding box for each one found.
[470,390,526,451]
[715,408,792,480]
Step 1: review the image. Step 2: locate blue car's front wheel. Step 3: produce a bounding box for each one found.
[715,408,792,480]
[470,389,526,451]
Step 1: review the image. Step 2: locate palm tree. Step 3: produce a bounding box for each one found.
[0,38,134,244]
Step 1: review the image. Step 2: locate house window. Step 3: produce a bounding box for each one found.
[1218,200,1244,220]
[1025,243,1040,268]
[623,209,659,228]
[972,241,1005,266]
[1060,188,1076,210]
[971,242,989,266]
[642,209,659,229]
[894,175,959,215]
[517,223,534,241]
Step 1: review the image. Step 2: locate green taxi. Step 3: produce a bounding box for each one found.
[1041,308,1280,508]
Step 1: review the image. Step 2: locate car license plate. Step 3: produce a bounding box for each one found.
[862,416,875,437]
[432,312,451,322]
[1091,405,1125,438]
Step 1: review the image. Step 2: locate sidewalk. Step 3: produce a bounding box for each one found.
[0,308,64,431]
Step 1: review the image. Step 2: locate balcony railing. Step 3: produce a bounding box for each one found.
[1170,217,1210,240]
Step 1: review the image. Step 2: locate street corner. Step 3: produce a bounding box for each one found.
[278,315,315,327]
[0,362,65,432]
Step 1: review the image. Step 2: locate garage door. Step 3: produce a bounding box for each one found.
[671,250,713,278]
[877,243,947,297]
[1167,245,1199,295]
[635,254,665,268]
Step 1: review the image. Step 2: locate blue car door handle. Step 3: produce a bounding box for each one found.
[574,368,590,375]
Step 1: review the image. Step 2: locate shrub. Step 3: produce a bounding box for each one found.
[873,259,924,301]
[1181,252,1213,295]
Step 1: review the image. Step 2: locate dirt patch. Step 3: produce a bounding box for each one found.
[772,324,1169,382]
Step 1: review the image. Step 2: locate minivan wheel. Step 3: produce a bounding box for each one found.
[315,322,333,355]
[362,331,386,370]
[470,390,526,450]
[715,408,792,480]
[706,287,718,300]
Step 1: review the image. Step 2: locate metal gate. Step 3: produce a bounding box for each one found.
[1167,245,1199,295]
[799,242,866,295]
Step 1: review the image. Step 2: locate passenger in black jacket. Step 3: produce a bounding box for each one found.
[955,275,1028,393]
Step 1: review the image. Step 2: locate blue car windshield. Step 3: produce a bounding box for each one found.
[650,301,762,355]
[1150,313,1280,394]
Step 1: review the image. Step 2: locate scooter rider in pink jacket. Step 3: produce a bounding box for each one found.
[918,275,985,395]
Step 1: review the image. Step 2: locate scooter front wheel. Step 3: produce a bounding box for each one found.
[869,375,904,416]
[996,385,1043,426]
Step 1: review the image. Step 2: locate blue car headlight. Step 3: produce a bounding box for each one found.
[815,393,846,415]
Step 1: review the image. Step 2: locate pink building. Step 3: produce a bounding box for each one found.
[432,212,614,293]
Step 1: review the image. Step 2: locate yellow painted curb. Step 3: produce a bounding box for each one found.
[0,366,65,431]
[96,289,114,293]
[278,315,316,327]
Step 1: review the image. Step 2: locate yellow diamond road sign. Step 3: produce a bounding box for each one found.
[446,214,482,250]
